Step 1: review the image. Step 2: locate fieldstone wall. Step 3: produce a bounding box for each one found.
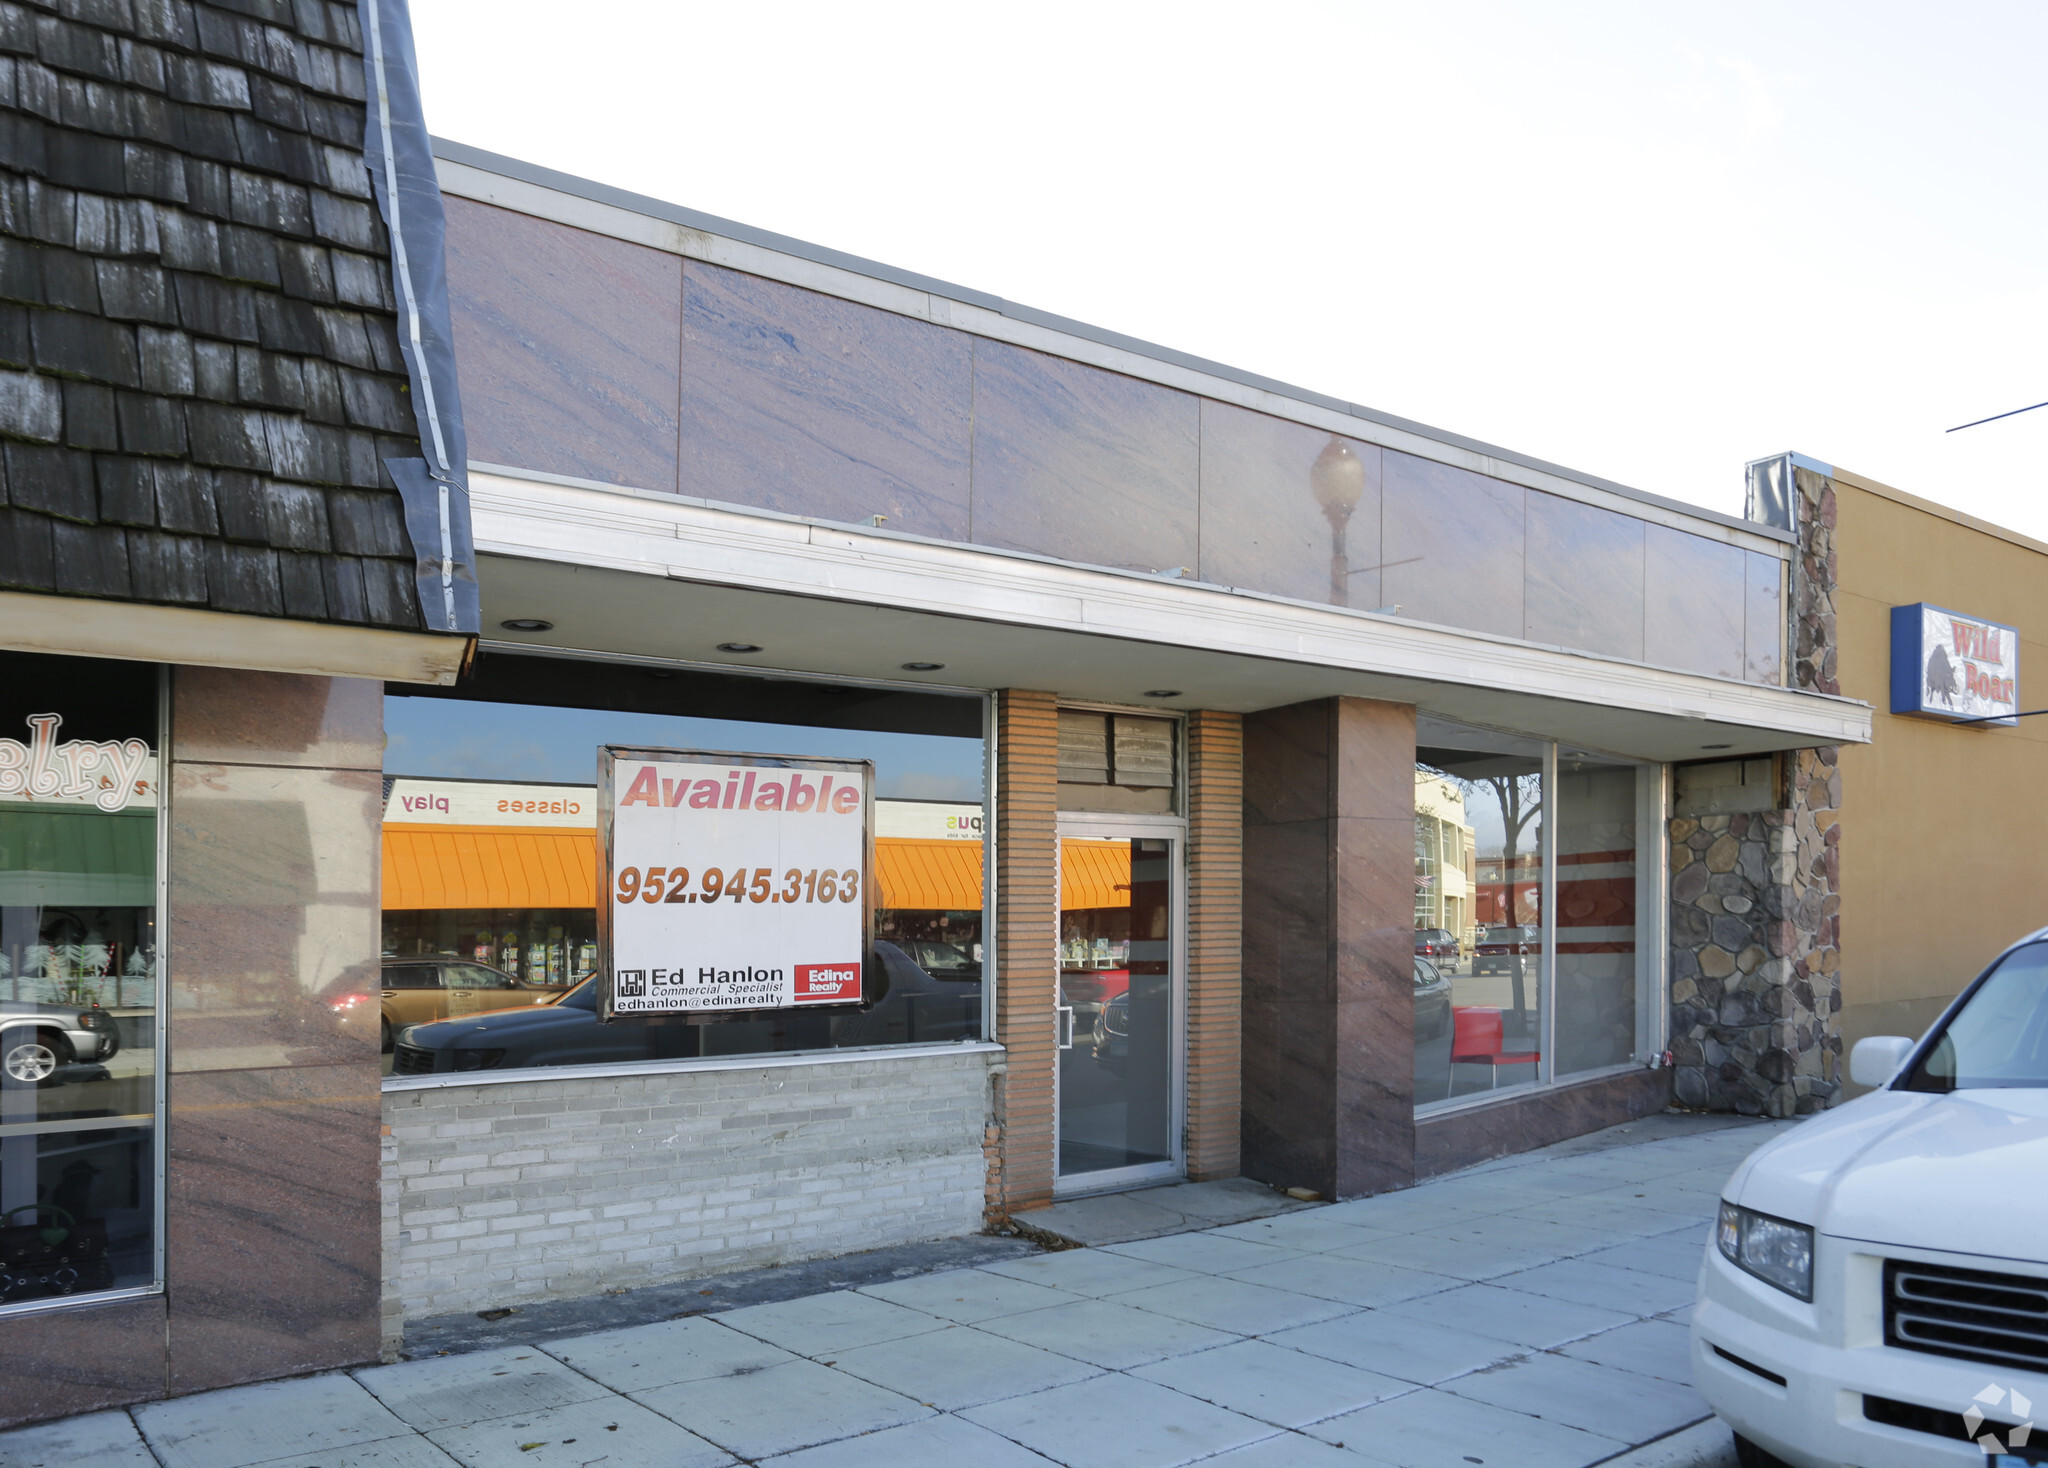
[1669,466,1844,1117]
[1668,755,1842,1115]
[1791,467,1840,698]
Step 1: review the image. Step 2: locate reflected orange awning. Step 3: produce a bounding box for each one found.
[1060,840,1130,910]
[383,825,597,910]
[875,838,983,912]
[383,827,989,915]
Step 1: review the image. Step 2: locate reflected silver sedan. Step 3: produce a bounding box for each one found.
[0,1008,120,1084]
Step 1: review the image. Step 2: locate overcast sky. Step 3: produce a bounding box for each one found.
[412,0,2048,539]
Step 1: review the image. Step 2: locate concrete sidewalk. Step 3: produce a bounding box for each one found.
[0,1114,1788,1468]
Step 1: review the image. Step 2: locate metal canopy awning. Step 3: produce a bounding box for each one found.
[465,475,1870,766]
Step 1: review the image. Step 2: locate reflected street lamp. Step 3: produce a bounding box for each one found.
[1309,435,1366,606]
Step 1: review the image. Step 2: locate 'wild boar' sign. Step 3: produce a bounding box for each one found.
[1891,604,2020,727]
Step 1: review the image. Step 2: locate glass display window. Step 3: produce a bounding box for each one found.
[1412,718,1660,1114]
[1414,733,1545,1108]
[381,652,988,1078]
[1555,756,1643,1076]
[0,653,162,1314]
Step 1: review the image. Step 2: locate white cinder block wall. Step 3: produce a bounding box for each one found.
[379,1047,998,1353]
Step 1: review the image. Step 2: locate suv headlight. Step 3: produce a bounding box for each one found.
[1718,1200,1814,1301]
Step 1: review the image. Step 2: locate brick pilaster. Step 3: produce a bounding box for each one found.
[1185,711,1243,1181]
[991,689,1059,1214]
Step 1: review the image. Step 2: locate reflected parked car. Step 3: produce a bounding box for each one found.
[1413,928,1460,967]
[391,943,972,1074]
[377,959,564,1052]
[1413,957,1452,1040]
[1089,990,1129,1064]
[833,944,981,1047]
[0,1006,119,1085]
[1472,924,1538,975]
[890,939,982,982]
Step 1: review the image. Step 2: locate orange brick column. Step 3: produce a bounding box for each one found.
[990,689,1059,1215]
[1185,711,1243,1181]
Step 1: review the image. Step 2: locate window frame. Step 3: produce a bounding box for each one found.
[380,644,999,1093]
[1414,736,1667,1120]
[0,664,168,1322]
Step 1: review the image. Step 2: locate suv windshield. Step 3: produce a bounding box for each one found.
[1905,941,2048,1091]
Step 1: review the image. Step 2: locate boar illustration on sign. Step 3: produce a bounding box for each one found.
[1924,642,1958,708]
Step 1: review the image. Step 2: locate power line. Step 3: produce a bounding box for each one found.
[1946,400,2048,433]
[1949,708,2048,726]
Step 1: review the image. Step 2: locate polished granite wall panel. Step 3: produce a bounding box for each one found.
[165,1063,383,1391]
[1523,491,1645,660]
[1198,402,1383,608]
[0,1296,166,1429]
[1744,551,1785,685]
[172,670,382,770]
[1380,451,1526,638]
[1334,697,1423,823]
[167,762,383,1072]
[1644,524,1746,680]
[1330,699,1420,1197]
[678,262,972,537]
[969,340,1199,574]
[1414,1067,1671,1177]
[1242,697,1331,828]
[1332,807,1420,1198]
[1242,698,1416,1201]
[443,197,682,492]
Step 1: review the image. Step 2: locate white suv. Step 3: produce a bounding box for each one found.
[1692,929,2048,1467]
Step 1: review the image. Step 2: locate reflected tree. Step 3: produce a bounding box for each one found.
[1431,767,1541,1039]
[1480,770,1541,1036]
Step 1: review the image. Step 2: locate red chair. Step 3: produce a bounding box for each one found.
[1450,1006,1539,1089]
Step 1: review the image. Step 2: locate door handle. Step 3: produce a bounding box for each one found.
[1056,1004,1075,1050]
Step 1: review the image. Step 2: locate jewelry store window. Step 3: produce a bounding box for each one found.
[1412,719,1663,1115]
[0,652,162,1314]
[380,652,988,1078]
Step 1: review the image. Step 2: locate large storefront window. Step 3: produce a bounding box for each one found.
[1413,723,1658,1111]
[1413,732,1545,1107]
[1555,757,1642,1076]
[382,653,986,1076]
[0,653,160,1312]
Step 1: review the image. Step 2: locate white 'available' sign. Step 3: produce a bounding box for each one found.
[599,748,873,1018]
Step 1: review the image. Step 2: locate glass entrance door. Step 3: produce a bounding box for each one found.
[1056,828,1179,1188]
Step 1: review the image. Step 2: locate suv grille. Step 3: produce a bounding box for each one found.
[1864,1396,2048,1462]
[1885,1258,2048,1372]
[390,1043,436,1075]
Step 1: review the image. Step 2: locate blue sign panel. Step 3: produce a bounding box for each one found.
[1891,603,2020,727]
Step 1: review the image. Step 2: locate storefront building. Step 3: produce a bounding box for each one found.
[3,3,1880,1418]
[358,146,1867,1335]
[0,0,478,1424]
[1730,457,2046,1100]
